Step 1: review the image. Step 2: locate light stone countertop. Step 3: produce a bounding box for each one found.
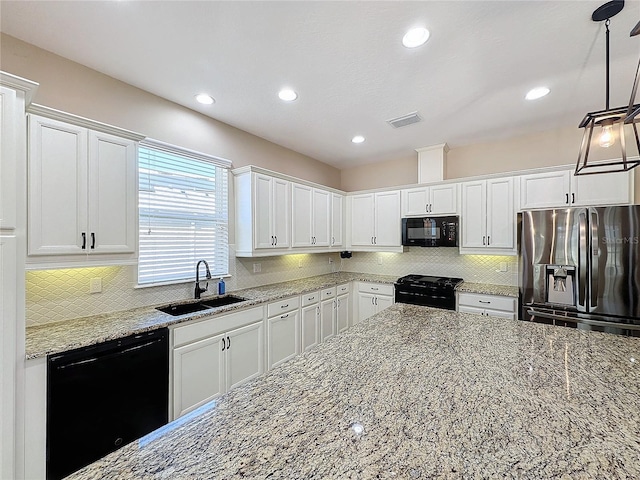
[456,282,519,297]
[66,303,640,479]
[25,272,398,359]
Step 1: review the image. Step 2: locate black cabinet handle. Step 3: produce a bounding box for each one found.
[572,193,575,204]
[487,236,490,246]
[81,232,86,250]
[371,236,374,245]
[479,300,491,304]
[565,193,569,204]
[271,236,274,246]
[482,236,486,246]
[281,314,289,319]
[222,339,226,351]
[91,232,95,249]
[275,236,277,246]
[281,304,289,309]
[227,337,230,349]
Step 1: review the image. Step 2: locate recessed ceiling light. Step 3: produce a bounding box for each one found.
[195,93,215,105]
[402,27,430,48]
[278,88,298,102]
[351,135,365,144]
[525,87,550,101]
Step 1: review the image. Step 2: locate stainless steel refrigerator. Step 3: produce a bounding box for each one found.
[520,205,640,334]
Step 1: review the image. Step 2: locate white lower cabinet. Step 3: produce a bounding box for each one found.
[356,282,394,323]
[336,283,350,333]
[171,306,264,419]
[266,296,300,370]
[457,292,517,320]
[320,287,337,342]
[300,291,321,352]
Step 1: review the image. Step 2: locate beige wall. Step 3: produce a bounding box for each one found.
[340,153,417,191]
[0,34,341,188]
[340,124,640,201]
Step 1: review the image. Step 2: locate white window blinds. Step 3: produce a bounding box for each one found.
[138,140,230,285]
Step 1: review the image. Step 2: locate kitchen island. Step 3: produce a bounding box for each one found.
[67,304,640,479]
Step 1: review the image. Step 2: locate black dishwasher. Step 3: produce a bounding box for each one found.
[46,328,169,480]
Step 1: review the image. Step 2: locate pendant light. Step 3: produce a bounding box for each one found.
[623,19,640,125]
[575,0,640,176]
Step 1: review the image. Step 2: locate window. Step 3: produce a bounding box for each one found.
[138,139,230,285]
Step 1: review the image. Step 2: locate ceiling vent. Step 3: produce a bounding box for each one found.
[387,111,422,129]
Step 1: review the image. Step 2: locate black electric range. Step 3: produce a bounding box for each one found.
[394,274,464,311]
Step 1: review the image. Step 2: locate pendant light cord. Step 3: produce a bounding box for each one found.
[605,18,610,110]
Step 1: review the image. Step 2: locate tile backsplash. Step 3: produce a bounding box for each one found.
[341,248,518,285]
[26,246,517,327]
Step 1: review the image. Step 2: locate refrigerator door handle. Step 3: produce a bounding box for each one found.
[590,210,599,310]
[578,211,588,310]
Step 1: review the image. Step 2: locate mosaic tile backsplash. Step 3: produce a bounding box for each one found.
[26,246,518,326]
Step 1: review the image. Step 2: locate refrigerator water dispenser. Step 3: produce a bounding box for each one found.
[546,265,576,307]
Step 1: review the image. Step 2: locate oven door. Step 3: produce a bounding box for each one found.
[395,286,457,310]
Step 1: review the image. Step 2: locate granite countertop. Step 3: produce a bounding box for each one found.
[456,282,519,297]
[67,304,640,479]
[26,272,399,359]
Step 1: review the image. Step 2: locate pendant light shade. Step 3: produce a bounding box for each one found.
[575,1,640,175]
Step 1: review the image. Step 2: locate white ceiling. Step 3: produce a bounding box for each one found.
[1,1,639,170]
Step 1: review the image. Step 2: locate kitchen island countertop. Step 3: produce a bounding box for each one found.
[67,304,640,479]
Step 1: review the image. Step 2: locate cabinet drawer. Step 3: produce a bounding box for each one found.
[173,306,264,348]
[301,291,320,307]
[458,293,516,313]
[358,282,394,296]
[321,287,336,300]
[336,283,350,295]
[267,296,300,317]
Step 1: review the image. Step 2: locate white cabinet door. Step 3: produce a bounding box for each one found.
[267,310,299,369]
[331,193,343,248]
[461,180,486,249]
[320,297,336,342]
[28,116,88,256]
[357,292,378,323]
[519,170,570,210]
[272,177,290,249]
[301,304,320,352]
[571,171,631,206]
[486,177,514,250]
[226,321,264,391]
[350,193,375,246]
[253,173,274,249]
[291,183,312,248]
[172,333,225,418]
[402,187,429,216]
[87,131,136,253]
[312,189,331,247]
[336,294,350,333]
[374,191,400,246]
[376,295,394,313]
[430,183,458,215]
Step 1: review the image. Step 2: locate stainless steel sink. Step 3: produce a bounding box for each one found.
[157,295,246,316]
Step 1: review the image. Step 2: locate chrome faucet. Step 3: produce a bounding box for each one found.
[194,260,212,299]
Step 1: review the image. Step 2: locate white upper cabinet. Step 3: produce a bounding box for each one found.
[291,183,331,248]
[27,112,140,264]
[460,177,516,255]
[0,86,18,230]
[519,169,632,210]
[234,166,343,257]
[236,172,291,255]
[330,193,343,248]
[350,190,401,250]
[401,183,458,217]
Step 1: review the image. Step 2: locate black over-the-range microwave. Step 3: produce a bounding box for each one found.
[401,216,459,247]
